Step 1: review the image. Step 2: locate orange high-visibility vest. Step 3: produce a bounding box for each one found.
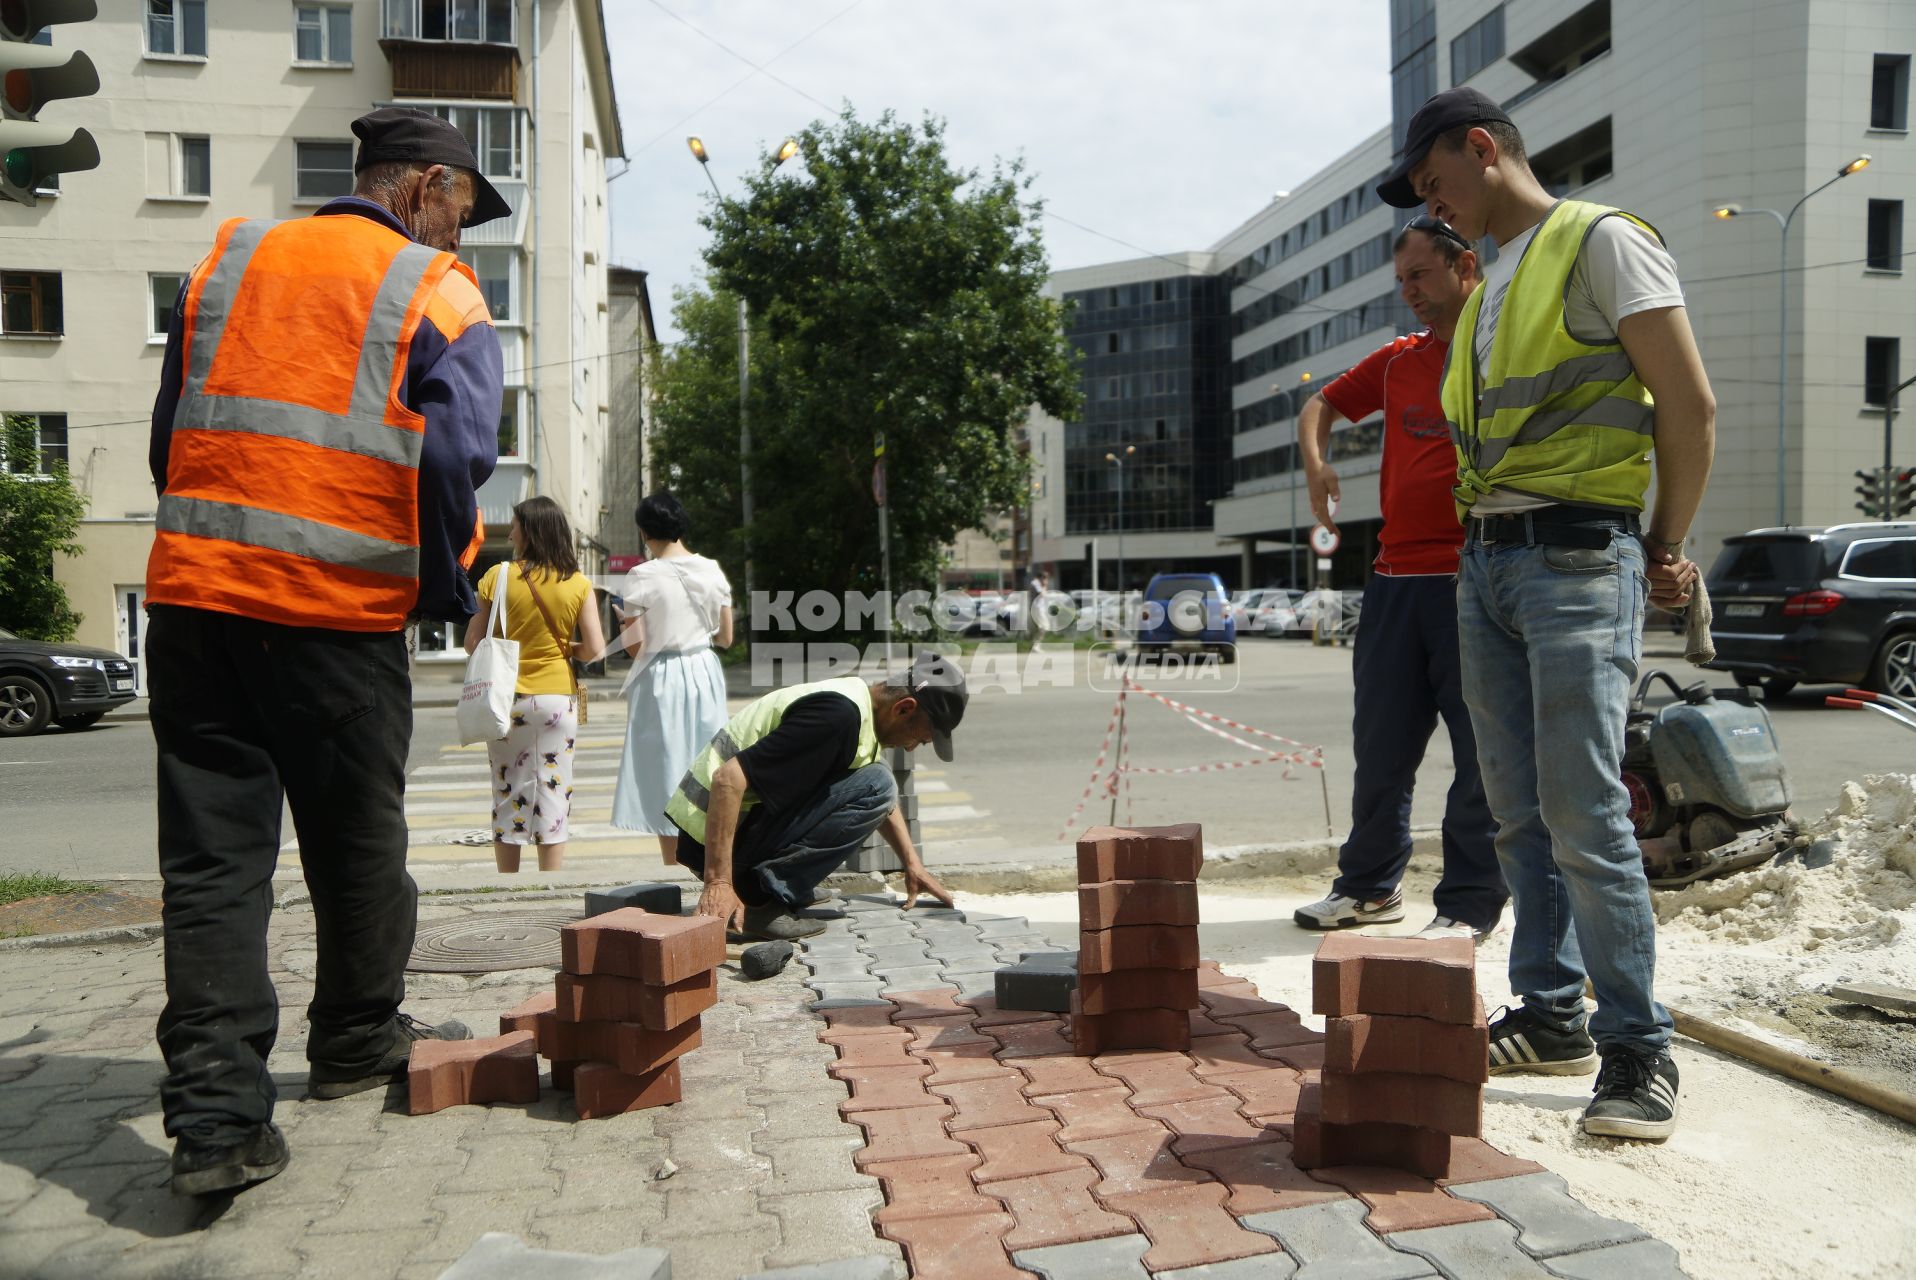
[147,214,486,631]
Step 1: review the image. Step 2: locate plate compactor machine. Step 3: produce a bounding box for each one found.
[1622,670,1806,887]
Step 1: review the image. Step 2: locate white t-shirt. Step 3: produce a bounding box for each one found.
[1470,210,1686,514]
[618,554,733,655]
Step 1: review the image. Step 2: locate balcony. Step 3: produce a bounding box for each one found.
[460,178,527,246]
[477,457,533,527]
[382,0,517,100]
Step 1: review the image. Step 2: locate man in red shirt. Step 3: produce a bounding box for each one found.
[1292,218,1506,942]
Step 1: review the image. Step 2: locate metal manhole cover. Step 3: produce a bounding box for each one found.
[407,913,579,973]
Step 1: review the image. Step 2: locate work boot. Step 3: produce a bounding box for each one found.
[1292,887,1405,930]
[731,903,828,943]
[307,1013,472,1100]
[170,1121,289,1198]
[1583,1046,1679,1141]
[1487,1004,1599,1076]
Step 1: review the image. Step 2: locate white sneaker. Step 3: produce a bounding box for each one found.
[1293,888,1405,930]
[1415,915,1491,945]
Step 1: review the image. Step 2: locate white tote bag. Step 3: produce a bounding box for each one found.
[456,562,520,745]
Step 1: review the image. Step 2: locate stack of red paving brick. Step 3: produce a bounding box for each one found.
[488,908,725,1119]
[1293,932,1489,1178]
[1070,822,1204,1055]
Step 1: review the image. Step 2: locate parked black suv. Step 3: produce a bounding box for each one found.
[0,625,138,737]
[1704,523,1916,699]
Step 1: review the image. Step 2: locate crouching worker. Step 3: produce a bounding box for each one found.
[666,652,966,940]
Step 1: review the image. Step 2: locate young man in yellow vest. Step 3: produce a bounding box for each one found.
[666,652,963,941]
[1379,88,1715,1141]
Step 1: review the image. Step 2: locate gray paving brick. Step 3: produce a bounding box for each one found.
[1014,1232,1153,1279]
[802,936,870,959]
[941,971,998,999]
[911,906,969,923]
[1241,1201,1436,1280]
[989,935,1054,959]
[809,983,889,1007]
[876,967,955,994]
[753,1134,876,1195]
[1448,1173,1646,1259]
[1540,1238,1690,1280]
[583,882,683,919]
[1160,1255,1299,1279]
[922,943,1002,970]
[968,914,1034,937]
[861,944,933,969]
[757,1186,893,1270]
[1385,1220,1555,1278]
[840,895,900,913]
[994,956,1079,1013]
[740,1256,903,1280]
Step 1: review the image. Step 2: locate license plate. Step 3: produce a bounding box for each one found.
[111,677,134,692]
[1723,603,1765,618]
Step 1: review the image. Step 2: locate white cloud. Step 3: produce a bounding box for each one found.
[603,1,1391,340]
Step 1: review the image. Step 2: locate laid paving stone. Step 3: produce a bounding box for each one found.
[757,1187,897,1272]
[994,1165,1140,1251]
[864,944,935,969]
[965,1118,1090,1183]
[1063,1125,1213,1197]
[879,1209,1029,1280]
[1014,1053,1110,1099]
[1385,1218,1558,1277]
[806,958,884,983]
[811,982,891,1007]
[753,1134,878,1196]
[969,915,1037,939]
[850,927,920,949]
[931,1074,1057,1131]
[889,989,973,1019]
[870,1153,1005,1224]
[941,971,999,1000]
[1446,1172,1646,1258]
[962,995,1054,1027]
[1013,1232,1153,1280]
[1220,1065,1306,1120]
[978,1018,1073,1059]
[876,967,953,994]
[820,1005,910,1038]
[918,1041,1014,1086]
[837,1064,944,1113]
[846,1104,969,1168]
[828,1030,920,1071]
[1159,1257,1300,1279]
[1102,1181,1282,1271]
[740,1257,904,1280]
[1539,1237,1690,1279]
[1094,1051,1226,1108]
[1177,1139,1348,1216]
[1302,1165,1496,1235]
[1037,1086,1162,1144]
[901,1017,993,1053]
[1242,1199,1436,1280]
[1136,1093,1267,1155]
[1436,1140,1546,1188]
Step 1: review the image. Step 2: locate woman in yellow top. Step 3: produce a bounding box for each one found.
[463,496,606,873]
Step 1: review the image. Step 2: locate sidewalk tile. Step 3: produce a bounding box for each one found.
[903,1018,994,1053]
[1383,1219,1556,1277]
[812,982,891,1007]
[1218,1066,1304,1121]
[878,1209,1034,1279]
[1258,1042,1325,1072]
[754,1134,877,1196]
[1035,1087,1159,1145]
[1092,1051,1224,1108]
[1436,1139,1547,1188]
[1136,1094,1266,1154]
[1240,1200,1434,1279]
[1158,1259,1298,1279]
[918,1042,1015,1087]
[1100,1182,1282,1271]
[828,1029,919,1071]
[1175,1140,1347,1216]
[1216,1010,1318,1051]
[963,996,1054,1028]
[1063,1126,1212,1197]
[970,916,1037,939]
[1013,1055,1110,1099]
[848,1105,969,1168]
[821,1005,910,1039]
[878,968,956,995]
[863,945,934,969]
[838,1064,944,1114]
[1186,1035,1269,1079]
[1303,1166,1496,1234]
[981,1020,1074,1059]
[740,1256,903,1280]
[870,1153,1005,1224]
[889,990,974,1020]
[932,1075,1056,1132]
[995,1166,1138,1250]
[1012,1232,1152,1280]
[1445,1172,1645,1258]
[1541,1238,1689,1279]
[758,1186,894,1271]
[966,1120,1089,1183]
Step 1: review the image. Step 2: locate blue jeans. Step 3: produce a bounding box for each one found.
[678,763,899,911]
[1457,528,1673,1054]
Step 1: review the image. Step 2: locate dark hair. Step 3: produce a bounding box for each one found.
[636,491,691,543]
[1393,223,1468,267]
[1436,119,1527,167]
[512,495,579,577]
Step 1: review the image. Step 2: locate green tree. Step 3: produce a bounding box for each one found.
[652,107,1082,637]
[0,415,86,641]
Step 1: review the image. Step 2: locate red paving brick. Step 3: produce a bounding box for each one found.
[1212,1008,1319,1051]
[1064,1126,1214,1197]
[966,1119,1091,1183]
[1198,988,1274,1017]
[531,1010,702,1076]
[1015,1054,1112,1098]
[1320,1070,1482,1137]
[499,990,556,1036]
[554,969,717,1030]
[1035,1086,1160,1145]
[1325,1009,1490,1084]
[981,1018,1074,1059]
[1075,823,1205,883]
[1194,963,1234,989]
[1177,1138,1350,1216]
[933,1075,1058,1131]
[1188,1034,1271,1079]
[1292,1082,1451,1179]
[821,1004,912,1038]
[1078,925,1202,974]
[903,1016,995,1052]
[1437,1137,1548,1186]
[1260,1040,1327,1072]
[1072,1006,1193,1056]
[868,1154,1006,1224]
[921,1040,1020,1086]
[1079,879,1201,928]
[559,909,724,985]
[1219,1065,1304,1121]
[994,1166,1141,1251]
[1188,1009,1235,1038]
[849,1104,971,1168]
[407,1031,539,1115]
[1092,1051,1225,1108]
[829,1028,919,1071]
[891,989,975,1019]
[1102,1182,1282,1271]
[1311,933,1478,1025]
[1304,1164,1497,1233]
[838,1064,944,1114]
[1077,968,1201,1014]
[572,1059,683,1119]
[1137,1093,1267,1155]
[963,995,1054,1027]
[879,1210,1036,1280]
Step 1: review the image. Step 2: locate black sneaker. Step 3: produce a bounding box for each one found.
[1487,1004,1599,1076]
[307,1013,472,1100]
[171,1122,289,1197]
[1583,1047,1679,1141]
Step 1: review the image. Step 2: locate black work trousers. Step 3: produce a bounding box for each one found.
[148,604,418,1142]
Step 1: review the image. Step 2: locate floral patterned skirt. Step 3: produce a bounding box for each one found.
[485,694,577,846]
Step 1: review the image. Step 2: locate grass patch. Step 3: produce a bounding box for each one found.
[0,872,102,907]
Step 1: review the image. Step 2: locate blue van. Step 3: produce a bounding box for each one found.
[1136,572,1237,663]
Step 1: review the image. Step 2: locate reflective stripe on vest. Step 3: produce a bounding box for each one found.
[1441,200,1659,517]
[665,677,881,845]
[147,215,455,630]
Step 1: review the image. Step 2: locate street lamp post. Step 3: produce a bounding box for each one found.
[688,135,798,630]
[1712,153,1871,527]
[1104,445,1135,624]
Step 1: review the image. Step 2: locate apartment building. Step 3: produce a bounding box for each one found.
[0,0,623,681]
[1032,0,1916,590]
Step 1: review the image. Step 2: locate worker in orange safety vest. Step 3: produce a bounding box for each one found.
[145,107,506,1197]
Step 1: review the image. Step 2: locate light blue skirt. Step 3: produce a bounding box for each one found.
[611,649,729,835]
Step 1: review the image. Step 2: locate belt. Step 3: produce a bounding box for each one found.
[1467,506,1639,550]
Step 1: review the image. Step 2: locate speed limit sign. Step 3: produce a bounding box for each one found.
[1309,524,1341,556]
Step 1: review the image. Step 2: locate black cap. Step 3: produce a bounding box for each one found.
[1376,87,1514,209]
[351,106,513,228]
[891,651,968,762]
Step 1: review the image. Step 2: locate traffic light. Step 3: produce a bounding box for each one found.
[1856,468,1890,519]
[1892,468,1916,520]
[0,0,99,207]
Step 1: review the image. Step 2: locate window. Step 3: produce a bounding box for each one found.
[1865,336,1901,407]
[413,104,521,178]
[145,0,206,57]
[179,135,210,196]
[2,413,68,474]
[1,272,63,336]
[1105,333,1118,354]
[497,387,523,456]
[1452,5,1505,85]
[1872,54,1911,131]
[458,247,517,322]
[1842,539,1916,580]
[1868,200,1904,272]
[295,141,354,200]
[149,273,186,339]
[295,5,352,64]
[383,0,514,44]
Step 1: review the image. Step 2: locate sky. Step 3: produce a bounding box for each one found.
[600,0,1393,343]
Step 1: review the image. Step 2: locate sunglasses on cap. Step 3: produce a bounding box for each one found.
[1404,215,1472,251]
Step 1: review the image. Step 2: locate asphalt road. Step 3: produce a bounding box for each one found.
[3,637,1908,881]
